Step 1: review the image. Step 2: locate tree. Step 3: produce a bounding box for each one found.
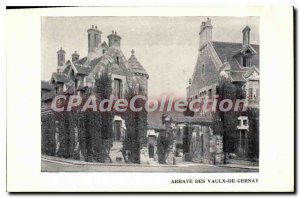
[41,113,56,156]
[95,72,113,140]
[247,108,259,159]
[94,72,114,162]
[213,77,246,154]
[122,88,140,163]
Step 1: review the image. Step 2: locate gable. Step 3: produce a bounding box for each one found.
[245,70,259,81]
[212,41,260,70]
[189,46,220,96]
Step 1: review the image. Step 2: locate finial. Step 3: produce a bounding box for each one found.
[112,30,114,34]
[131,49,135,56]
[92,25,94,29]
[95,26,97,29]
[115,31,117,35]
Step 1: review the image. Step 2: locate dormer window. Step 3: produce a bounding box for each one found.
[242,56,250,67]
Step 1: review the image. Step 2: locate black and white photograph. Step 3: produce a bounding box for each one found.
[5,6,294,192]
[41,16,259,173]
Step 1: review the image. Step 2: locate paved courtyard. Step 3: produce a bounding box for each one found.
[42,158,258,173]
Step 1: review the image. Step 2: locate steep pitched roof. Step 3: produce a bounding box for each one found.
[89,46,140,92]
[128,52,148,77]
[52,72,69,83]
[230,71,247,82]
[62,65,71,74]
[41,91,56,101]
[72,57,102,75]
[212,41,259,82]
[101,41,108,49]
[244,66,260,78]
[74,65,94,75]
[212,41,259,71]
[41,80,54,90]
[76,57,88,65]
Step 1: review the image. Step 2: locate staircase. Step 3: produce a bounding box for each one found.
[148,158,159,166]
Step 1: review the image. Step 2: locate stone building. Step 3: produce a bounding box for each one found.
[41,25,149,163]
[185,18,260,162]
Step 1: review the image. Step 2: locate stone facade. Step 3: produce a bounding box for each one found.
[41,25,149,163]
[186,18,260,160]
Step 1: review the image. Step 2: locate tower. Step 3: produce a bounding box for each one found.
[128,49,149,96]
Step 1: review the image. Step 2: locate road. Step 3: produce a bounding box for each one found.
[42,159,258,173]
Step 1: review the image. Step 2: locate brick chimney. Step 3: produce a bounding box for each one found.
[199,18,213,50]
[57,47,65,73]
[87,25,102,53]
[107,30,122,48]
[242,26,251,47]
[72,51,80,63]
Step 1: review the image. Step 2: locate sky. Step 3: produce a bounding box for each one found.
[42,16,259,98]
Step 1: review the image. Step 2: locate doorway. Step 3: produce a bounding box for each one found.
[148,144,154,158]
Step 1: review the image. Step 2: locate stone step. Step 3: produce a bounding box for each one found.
[148,158,159,165]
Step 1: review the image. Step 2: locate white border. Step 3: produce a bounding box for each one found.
[6,6,294,192]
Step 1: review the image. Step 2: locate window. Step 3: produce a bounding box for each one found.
[88,34,91,49]
[83,77,87,87]
[114,79,122,99]
[242,56,251,67]
[201,64,205,75]
[94,34,97,47]
[102,49,106,54]
[243,119,248,126]
[248,88,253,100]
[208,89,212,99]
[242,57,247,67]
[113,120,122,141]
[116,56,120,65]
[216,86,220,95]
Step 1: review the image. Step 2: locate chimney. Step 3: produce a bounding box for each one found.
[199,18,213,50]
[87,25,102,53]
[242,26,251,47]
[72,51,80,63]
[108,30,122,48]
[57,47,65,72]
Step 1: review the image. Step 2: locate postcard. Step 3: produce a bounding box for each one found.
[6,6,294,192]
